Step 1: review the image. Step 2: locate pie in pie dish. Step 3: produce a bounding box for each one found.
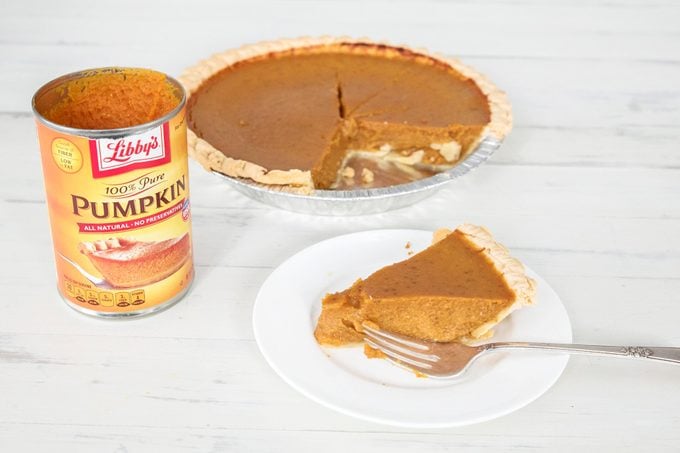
[79,234,191,288]
[181,37,512,193]
[314,225,535,355]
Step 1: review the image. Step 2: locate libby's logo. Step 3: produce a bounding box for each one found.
[89,123,171,178]
[104,136,159,163]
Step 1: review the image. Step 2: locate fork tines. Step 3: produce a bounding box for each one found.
[362,323,439,373]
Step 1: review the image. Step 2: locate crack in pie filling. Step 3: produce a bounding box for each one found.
[314,225,536,357]
[181,37,512,192]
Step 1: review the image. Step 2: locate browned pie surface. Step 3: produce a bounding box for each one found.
[334,50,490,126]
[362,230,512,299]
[314,229,516,346]
[188,55,341,173]
[187,45,492,189]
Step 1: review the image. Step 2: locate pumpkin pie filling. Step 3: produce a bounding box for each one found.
[43,68,179,130]
[314,225,536,354]
[183,39,512,191]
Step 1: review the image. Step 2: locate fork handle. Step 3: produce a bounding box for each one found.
[485,342,680,364]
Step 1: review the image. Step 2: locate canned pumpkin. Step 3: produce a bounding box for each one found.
[32,67,194,318]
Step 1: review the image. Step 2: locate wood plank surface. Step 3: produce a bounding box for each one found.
[1,0,679,451]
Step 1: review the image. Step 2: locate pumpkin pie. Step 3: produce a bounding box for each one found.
[314,225,535,354]
[181,37,512,192]
[79,234,191,288]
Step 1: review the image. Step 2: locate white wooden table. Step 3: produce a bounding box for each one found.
[2,1,680,451]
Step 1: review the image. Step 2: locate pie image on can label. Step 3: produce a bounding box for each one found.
[32,67,194,318]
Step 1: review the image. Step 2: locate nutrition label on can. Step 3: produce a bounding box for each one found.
[64,280,146,308]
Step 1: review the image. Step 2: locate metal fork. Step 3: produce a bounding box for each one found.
[362,324,680,378]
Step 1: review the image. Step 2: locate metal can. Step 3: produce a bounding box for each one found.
[32,67,194,318]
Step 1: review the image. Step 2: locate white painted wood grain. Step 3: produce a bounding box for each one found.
[1,0,680,451]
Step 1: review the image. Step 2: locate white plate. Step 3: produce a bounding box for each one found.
[253,230,572,428]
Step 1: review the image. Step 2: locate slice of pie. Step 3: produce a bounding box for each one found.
[181,37,512,192]
[314,225,535,353]
[79,234,191,288]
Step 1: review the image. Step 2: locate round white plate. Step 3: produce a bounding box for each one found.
[253,230,572,428]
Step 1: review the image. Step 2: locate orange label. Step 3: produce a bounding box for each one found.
[36,108,194,315]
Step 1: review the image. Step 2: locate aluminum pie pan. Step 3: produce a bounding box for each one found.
[212,136,502,216]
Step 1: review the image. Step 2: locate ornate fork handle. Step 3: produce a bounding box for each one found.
[484,342,680,364]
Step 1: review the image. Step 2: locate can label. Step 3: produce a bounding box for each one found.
[36,108,193,314]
